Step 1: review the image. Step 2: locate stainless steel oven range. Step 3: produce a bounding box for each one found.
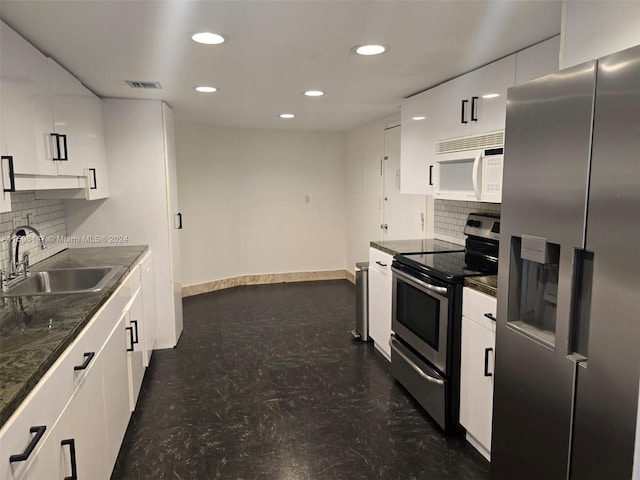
[390,213,500,431]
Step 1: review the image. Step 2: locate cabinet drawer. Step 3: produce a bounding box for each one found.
[463,287,497,331]
[369,247,393,277]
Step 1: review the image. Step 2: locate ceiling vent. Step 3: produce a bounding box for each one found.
[125,80,162,89]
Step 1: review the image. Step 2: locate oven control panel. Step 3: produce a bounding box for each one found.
[463,213,500,241]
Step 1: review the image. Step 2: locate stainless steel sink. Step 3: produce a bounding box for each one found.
[1,266,121,297]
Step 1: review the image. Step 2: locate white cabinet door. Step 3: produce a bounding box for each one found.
[434,55,516,142]
[368,248,393,360]
[467,55,515,135]
[101,314,131,474]
[0,21,57,176]
[400,87,439,195]
[140,253,157,366]
[84,95,109,200]
[23,353,108,480]
[48,58,110,195]
[0,148,13,213]
[435,74,475,141]
[460,288,497,461]
[47,58,88,177]
[126,285,145,411]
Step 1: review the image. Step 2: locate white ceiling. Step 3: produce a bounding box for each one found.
[0,0,562,132]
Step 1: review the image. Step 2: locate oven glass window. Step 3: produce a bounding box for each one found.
[396,279,440,350]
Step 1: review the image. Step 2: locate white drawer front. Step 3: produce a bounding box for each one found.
[463,287,497,331]
[369,247,393,277]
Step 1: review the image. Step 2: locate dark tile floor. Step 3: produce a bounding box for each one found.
[110,280,490,480]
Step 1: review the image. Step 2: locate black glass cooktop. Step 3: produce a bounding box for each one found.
[393,251,498,283]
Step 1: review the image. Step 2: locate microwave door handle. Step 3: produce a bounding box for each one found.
[472,153,481,200]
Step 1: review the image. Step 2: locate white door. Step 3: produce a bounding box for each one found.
[383,125,427,239]
[162,103,184,345]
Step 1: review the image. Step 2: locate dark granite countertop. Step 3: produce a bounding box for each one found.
[464,275,498,298]
[370,238,464,256]
[0,246,148,427]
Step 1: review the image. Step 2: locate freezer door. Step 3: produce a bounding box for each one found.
[569,44,640,480]
[492,60,597,480]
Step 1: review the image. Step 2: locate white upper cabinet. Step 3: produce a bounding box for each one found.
[436,55,516,141]
[0,21,57,177]
[400,38,560,197]
[515,36,560,85]
[400,86,440,195]
[47,59,92,177]
[0,21,109,200]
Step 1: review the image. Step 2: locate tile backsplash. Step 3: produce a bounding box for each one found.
[0,192,68,273]
[434,199,501,244]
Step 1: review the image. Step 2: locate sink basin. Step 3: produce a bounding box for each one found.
[2,266,121,297]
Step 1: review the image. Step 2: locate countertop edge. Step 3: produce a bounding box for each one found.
[464,276,498,298]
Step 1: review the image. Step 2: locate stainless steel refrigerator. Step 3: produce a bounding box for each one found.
[491,45,640,479]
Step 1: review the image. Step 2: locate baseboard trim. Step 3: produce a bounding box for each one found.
[182,269,350,297]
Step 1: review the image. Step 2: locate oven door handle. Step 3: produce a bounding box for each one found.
[391,266,448,295]
[389,336,445,385]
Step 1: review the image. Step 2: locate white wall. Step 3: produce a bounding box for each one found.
[175,122,347,288]
[560,0,640,68]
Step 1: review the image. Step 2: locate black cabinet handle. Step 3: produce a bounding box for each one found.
[126,326,134,352]
[61,439,78,480]
[51,133,69,161]
[74,352,95,371]
[89,168,97,190]
[131,320,139,344]
[484,347,494,377]
[461,99,468,124]
[9,426,47,462]
[429,165,433,186]
[61,134,68,160]
[375,260,387,267]
[1,155,16,193]
[471,96,479,121]
[176,212,183,229]
[484,313,497,322]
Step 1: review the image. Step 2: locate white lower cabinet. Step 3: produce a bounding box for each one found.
[125,286,145,411]
[140,252,156,366]
[368,247,393,360]
[460,287,497,461]
[0,252,156,480]
[22,349,108,480]
[102,313,132,473]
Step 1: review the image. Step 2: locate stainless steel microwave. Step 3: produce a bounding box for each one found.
[433,146,503,203]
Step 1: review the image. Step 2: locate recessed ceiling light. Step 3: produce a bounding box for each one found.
[482,93,500,99]
[304,90,325,97]
[195,86,218,93]
[280,113,295,119]
[412,116,426,121]
[191,32,226,45]
[352,44,388,56]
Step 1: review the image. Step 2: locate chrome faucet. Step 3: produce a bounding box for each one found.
[5,225,47,282]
